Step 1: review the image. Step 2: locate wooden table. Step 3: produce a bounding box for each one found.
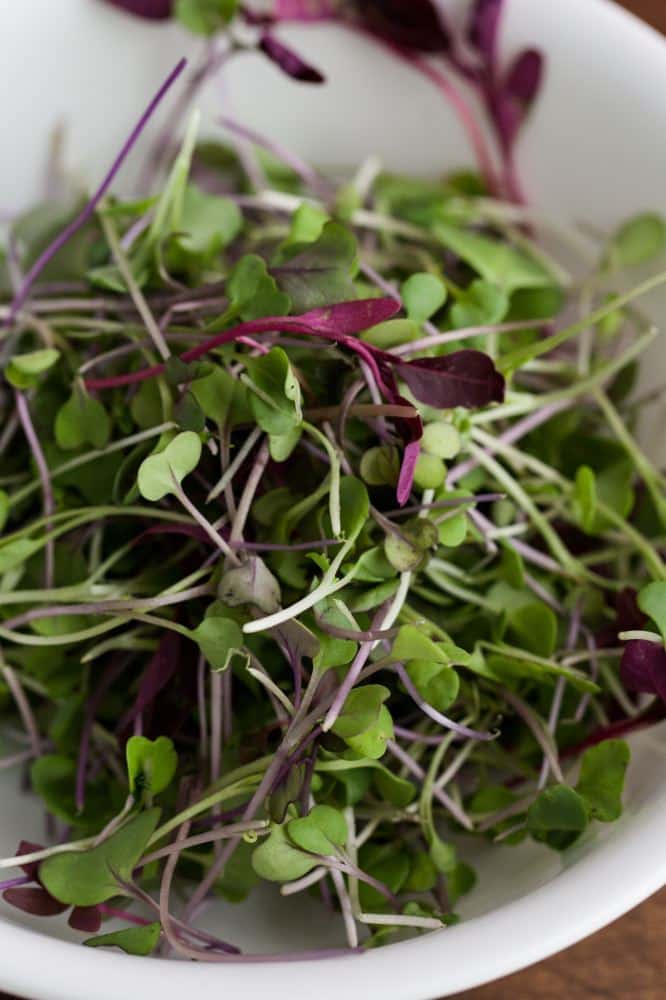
[1,2,665,999]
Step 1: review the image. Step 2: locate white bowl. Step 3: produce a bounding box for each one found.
[2,1,666,997]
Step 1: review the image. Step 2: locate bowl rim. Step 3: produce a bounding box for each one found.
[2,1,666,998]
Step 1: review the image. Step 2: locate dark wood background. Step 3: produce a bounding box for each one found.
[1,2,664,998]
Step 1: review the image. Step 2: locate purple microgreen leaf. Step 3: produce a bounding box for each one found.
[117,632,182,736]
[397,440,422,507]
[3,887,69,918]
[85,298,401,391]
[467,0,505,66]
[495,48,545,146]
[102,0,173,17]
[68,906,103,934]
[259,33,325,83]
[15,841,45,881]
[621,640,666,703]
[505,48,544,106]
[395,350,505,410]
[356,0,451,54]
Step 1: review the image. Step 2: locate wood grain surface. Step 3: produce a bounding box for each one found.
[1,2,664,999]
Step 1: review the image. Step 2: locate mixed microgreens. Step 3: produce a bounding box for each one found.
[0,0,665,963]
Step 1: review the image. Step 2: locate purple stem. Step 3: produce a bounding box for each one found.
[97,903,152,927]
[386,493,503,518]
[14,391,54,588]
[0,876,31,892]
[386,739,472,830]
[322,604,389,731]
[395,663,496,741]
[7,59,187,326]
[501,687,564,782]
[393,724,449,746]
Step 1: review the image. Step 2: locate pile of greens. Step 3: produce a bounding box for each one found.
[0,0,665,962]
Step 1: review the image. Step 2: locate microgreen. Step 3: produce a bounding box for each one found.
[137,431,202,501]
[1,0,663,961]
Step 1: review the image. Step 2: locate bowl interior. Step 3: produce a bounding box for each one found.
[1,1,666,997]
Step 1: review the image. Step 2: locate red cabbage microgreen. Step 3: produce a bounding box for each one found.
[1,0,664,963]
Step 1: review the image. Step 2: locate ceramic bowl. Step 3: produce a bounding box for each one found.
[1,1,666,997]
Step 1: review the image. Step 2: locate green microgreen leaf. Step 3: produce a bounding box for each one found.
[226,254,292,322]
[401,272,447,324]
[137,431,202,501]
[637,582,666,642]
[245,347,303,436]
[177,183,242,258]
[6,348,60,389]
[272,221,358,311]
[84,922,162,956]
[450,279,509,329]
[527,785,589,851]
[125,736,178,799]
[287,804,347,855]
[251,823,318,883]
[434,222,552,292]
[175,0,237,35]
[189,615,245,672]
[40,809,161,906]
[576,739,630,822]
[55,385,111,451]
[608,213,666,267]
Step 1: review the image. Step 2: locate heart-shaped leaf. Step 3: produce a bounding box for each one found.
[84,922,162,956]
[125,736,178,798]
[331,685,391,740]
[137,431,202,501]
[251,823,318,883]
[40,809,161,906]
[55,386,111,451]
[287,805,347,856]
